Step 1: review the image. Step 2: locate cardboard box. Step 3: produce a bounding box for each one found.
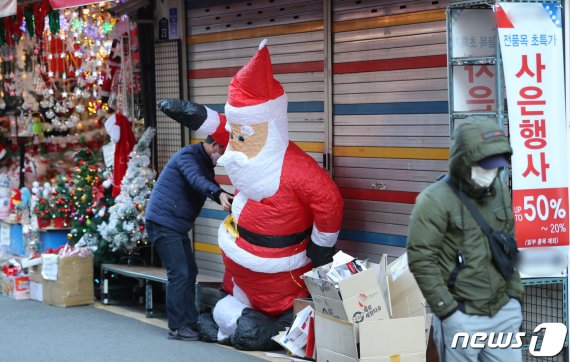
[314,253,429,361]
[3,274,30,300]
[302,258,389,324]
[28,265,43,302]
[29,281,43,302]
[1,273,9,296]
[294,298,315,315]
[387,253,425,319]
[273,305,315,358]
[42,254,94,307]
[315,312,426,362]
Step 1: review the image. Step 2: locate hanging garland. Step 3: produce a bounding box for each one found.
[24,8,34,38]
[49,10,60,35]
[0,20,5,46]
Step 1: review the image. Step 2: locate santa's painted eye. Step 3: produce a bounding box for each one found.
[238,135,245,142]
[230,132,234,139]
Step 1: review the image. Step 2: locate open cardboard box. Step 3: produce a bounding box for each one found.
[314,253,428,362]
[302,256,390,324]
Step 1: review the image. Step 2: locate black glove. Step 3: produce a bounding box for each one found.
[157,99,207,130]
[306,240,335,267]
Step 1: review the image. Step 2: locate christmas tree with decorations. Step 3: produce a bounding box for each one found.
[51,175,72,229]
[67,148,101,245]
[91,168,123,265]
[99,127,156,253]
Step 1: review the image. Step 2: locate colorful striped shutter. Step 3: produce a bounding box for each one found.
[186,0,326,278]
[331,0,450,262]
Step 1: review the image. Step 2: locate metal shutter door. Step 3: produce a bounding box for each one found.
[332,0,449,262]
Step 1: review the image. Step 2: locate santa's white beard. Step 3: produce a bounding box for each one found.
[218,142,286,202]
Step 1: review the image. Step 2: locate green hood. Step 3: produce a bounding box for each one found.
[449,117,513,197]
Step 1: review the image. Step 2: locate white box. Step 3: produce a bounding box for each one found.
[302,257,390,324]
[29,281,43,302]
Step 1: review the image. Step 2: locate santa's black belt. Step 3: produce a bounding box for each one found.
[236,225,312,248]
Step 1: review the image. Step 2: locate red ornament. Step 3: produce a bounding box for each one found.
[139,225,145,231]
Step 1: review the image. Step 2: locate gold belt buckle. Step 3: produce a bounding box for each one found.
[223,214,239,238]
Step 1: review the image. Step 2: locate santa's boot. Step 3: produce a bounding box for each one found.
[231,308,286,351]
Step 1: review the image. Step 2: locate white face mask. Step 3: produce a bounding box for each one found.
[211,152,222,166]
[471,166,498,187]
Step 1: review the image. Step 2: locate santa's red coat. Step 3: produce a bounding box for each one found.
[219,142,343,316]
[112,113,135,197]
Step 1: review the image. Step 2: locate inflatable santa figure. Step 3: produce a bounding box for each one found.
[180,40,344,349]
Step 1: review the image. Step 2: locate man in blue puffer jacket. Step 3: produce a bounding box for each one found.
[146,99,233,341]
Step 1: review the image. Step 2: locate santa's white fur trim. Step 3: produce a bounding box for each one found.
[231,192,248,222]
[104,114,120,143]
[213,294,249,341]
[225,94,287,126]
[311,224,340,247]
[197,106,221,136]
[218,222,311,273]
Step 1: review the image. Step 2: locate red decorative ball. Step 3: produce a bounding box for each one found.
[139,225,145,231]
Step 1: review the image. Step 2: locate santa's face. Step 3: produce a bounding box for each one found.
[218,94,289,202]
[229,122,268,159]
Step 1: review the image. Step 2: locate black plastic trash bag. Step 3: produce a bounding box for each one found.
[197,312,219,343]
[232,308,294,351]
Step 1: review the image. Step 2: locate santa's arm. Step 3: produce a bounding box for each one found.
[298,162,344,267]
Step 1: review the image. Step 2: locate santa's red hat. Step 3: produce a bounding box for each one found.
[158,99,229,147]
[224,39,288,127]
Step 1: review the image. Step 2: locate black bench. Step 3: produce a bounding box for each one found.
[101,264,223,317]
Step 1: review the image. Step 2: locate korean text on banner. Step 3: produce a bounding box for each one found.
[0,0,16,18]
[497,2,568,275]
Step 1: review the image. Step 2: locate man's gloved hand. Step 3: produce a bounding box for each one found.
[157,99,207,130]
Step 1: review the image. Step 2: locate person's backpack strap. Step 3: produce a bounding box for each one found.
[444,176,494,238]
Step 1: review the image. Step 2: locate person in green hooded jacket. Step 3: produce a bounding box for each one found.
[407,117,523,361]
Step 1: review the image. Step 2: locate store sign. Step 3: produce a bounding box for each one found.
[451,9,498,113]
[0,0,16,18]
[49,0,104,9]
[453,65,496,112]
[158,17,169,40]
[450,8,497,58]
[497,2,568,276]
[169,8,178,39]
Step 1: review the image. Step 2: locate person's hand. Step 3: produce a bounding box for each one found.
[219,192,234,212]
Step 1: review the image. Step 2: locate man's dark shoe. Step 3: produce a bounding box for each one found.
[168,326,200,341]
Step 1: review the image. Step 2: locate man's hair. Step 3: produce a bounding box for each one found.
[205,135,215,144]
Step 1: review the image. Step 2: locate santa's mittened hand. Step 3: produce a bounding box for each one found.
[307,241,335,267]
[157,99,208,130]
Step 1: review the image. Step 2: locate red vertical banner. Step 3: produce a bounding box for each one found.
[497,2,568,276]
